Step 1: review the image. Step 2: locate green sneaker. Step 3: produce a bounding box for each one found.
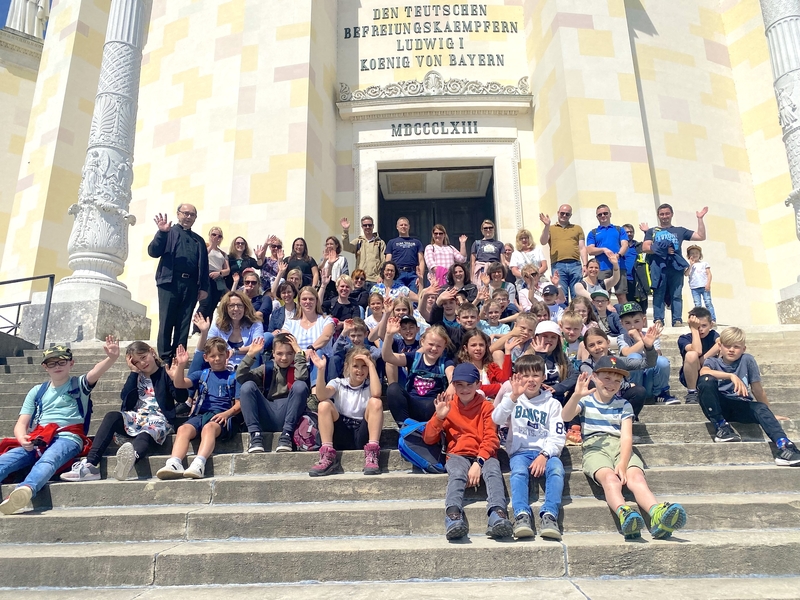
[617,505,645,539]
[649,502,687,539]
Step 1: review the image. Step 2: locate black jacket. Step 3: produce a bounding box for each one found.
[120,366,188,426]
[148,225,210,293]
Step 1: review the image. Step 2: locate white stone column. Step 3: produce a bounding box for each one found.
[20,0,151,343]
[761,1,800,242]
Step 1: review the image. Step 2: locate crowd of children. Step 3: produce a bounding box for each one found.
[2,216,799,548]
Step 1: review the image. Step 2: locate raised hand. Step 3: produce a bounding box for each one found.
[696,206,708,219]
[532,335,550,353]
[459,234,468,244]
[573,371,593,399]
[103,335,120,360]
[193,312,211,333]
[509,372,526,399]
[504,335,522,354]
[154,213,171,232]
[277,247,285,262]
[174,344,190,367]
[284,333,301,353]
[609,253,619,266]
[433,392,450,420]
[383,296,395,313]
[539,213,551,226]
[340,217,350,231]
[255,245,267,261]
[550,270,560,286]
[480,273,490,287]
[639,222,649,233]
[126,354,140,374]
[642,322,663,348]
[342,319,354,334]
[385,316,401,337]
[306,348,326,369]
[247,336,265,358]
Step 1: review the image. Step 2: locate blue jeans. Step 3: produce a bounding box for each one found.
[652,267,684,325]
[509,451,564,518]
[396,269,418,294]
[691,288,716,321]
[627,353,670,397]
[0,437,81,497]
[552,261,582,302]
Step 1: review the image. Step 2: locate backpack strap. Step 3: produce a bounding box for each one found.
[226,371,237,400]
[30,381,50,431]
[262,359,275,393]
[195,368,211,414]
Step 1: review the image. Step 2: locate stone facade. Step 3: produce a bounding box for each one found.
[0,0,799,326]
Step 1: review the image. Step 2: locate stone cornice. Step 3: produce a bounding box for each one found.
[0,27,43,72]
[340,70,530,101]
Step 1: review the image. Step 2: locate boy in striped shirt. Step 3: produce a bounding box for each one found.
[562,357,688,540]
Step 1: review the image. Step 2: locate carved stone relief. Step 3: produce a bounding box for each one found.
[340,70,530,101]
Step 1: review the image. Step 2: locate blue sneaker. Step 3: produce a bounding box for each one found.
[655,390,680,406]
[649,502,687,539]
[486,508,513,538]
[445,507,469,540]
[618,505,645,539]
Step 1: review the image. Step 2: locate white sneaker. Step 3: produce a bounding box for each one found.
[0,485,32,515]
[113,442,137,481]
[59,458,101,482]
[156,459,184,480]
[183,460,205,479]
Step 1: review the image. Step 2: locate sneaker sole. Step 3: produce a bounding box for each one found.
[620,513,645,539]
[775,456,800,466]
[183,469,204,479]
[513,525,534,539]
[489,520,514,539]
[539,527,562,541]
[651,504,687,539]
[446,521,469,540]
[59,472,101,482]
[114,444,137,482]
[309,463,341,477]
[274,446,293,453]
[156,468,185,480]
[0,487,32,515]
[247,447,265,454]
[363,467,381,475]
[714,436,741,443]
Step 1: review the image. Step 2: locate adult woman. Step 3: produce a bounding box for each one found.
[208,290,265,366]
[236,268,272,324]
[424,224,467,287]
[282,286,335,379]
[445,263,478,303]
[227,236,263,290]
[323,275,362,321]
[574,256,620,300]
[319,236,349,302]
[271,264,303,300]
[268,281,298,332]
[509,229,547,284]
[283,237,318,288]
[370,261,419,302]
[258,235,283,296]
[470,219,504,285]
[484,262,517,305]
[501,243,517,284]
[349,269,370,308]
[198,226,230,322]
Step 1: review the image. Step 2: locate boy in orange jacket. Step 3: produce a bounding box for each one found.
[424,362,512,540]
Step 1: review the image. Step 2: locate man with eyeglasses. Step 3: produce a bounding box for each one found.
[539,204,587,301]
[148,203,210,362]
[586,204,630,303]
[340,215,386,289]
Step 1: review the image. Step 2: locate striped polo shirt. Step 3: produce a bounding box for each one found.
[576,393,634,439]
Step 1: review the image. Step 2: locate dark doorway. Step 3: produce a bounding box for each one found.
[377,168,496,260]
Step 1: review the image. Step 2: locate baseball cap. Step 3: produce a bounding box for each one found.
[590,289,610,300]
[618,301,644,318]
[535,321,562,336]
[41,345,72,364]
[399,315,418,326]
[593,355,630,378]
[542,284,559,296]
[451,363,480,383]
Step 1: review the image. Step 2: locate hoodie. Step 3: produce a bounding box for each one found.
[492,389,566,458]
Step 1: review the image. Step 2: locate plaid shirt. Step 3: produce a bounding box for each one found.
[424,244,466,272]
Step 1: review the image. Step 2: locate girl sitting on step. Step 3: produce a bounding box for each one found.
[61,342,186,482]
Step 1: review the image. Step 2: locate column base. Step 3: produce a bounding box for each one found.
[20,284,151,344]
[778,282,800,324]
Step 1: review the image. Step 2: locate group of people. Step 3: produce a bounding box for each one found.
[1,202,794,545]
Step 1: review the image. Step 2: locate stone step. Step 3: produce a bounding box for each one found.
[8,464,799,510]
[638,397,798,420]
[2,493,797,544]
[0,529,798,587]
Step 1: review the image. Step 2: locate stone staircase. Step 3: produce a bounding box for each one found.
[0,328,799,595]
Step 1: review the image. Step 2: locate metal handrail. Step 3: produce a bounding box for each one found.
[0,274,55,349]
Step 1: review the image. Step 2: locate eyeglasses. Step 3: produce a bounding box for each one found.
[354,276,366,282]
[270,244,282,249]
[44,360,68,368]
[235,241,246,246]
[559,212,572,216]
[482,226,494,231]
[228,303,244,310]
[596,212,610,217]
[178,210,197,217]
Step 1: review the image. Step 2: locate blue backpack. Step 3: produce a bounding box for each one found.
[192,368,237,414]
[398,419,446,474]
[30,376,92,435]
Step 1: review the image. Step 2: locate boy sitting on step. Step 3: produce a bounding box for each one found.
[698,327,800,466]
[677,307,719,405]
[424,363,513,541]
[157,338,240,479]
[0,339,120,515]
[492,355,566,541]
[562,360,688,540]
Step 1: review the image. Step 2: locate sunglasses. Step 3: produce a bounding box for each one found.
[362,223,374,228]
[482,226,494,231]
[559,212,571,216]
[270,244,282,249]
[244,280,259,286]
[596,211,610,217]
[433,232,445,236]
[210,233,222,238]
[235,241,246,246]
[354,276,366,281]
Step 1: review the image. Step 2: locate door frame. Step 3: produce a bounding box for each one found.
[352,137,522,244]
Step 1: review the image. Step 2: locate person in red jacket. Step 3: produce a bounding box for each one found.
[455,329,511,400]
[423,363,512,541]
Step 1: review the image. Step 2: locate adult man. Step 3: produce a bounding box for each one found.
[586,204,630,303]
[148,204,209,361]
[385,217,424,293]
[622,223,649,312]
[340,215,386,289]
[642,203,707,327]
[539,205,587,301]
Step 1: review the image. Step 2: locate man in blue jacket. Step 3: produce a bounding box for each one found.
[148,204,210,361]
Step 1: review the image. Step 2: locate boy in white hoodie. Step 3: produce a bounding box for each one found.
[492,354,566,540]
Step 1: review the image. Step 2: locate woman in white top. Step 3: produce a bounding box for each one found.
[282,286,335,382]
[509,228,547,283]
[319,236,349,302]
[198,226,230,323]
[207,291,265,367]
